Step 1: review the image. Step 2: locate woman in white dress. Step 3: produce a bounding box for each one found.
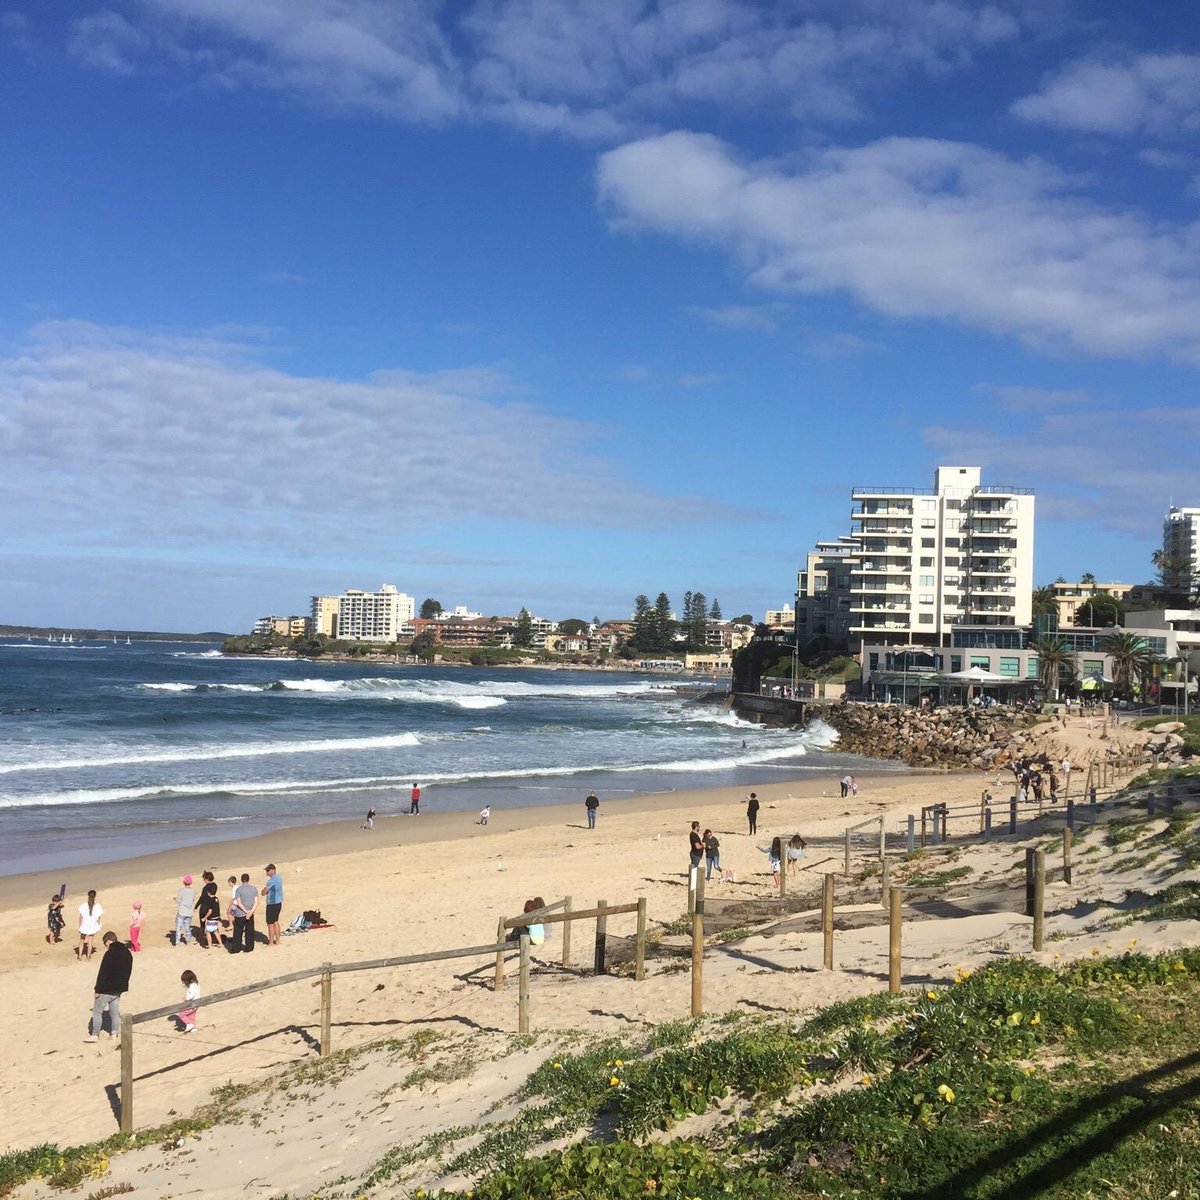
[77,890,103,960]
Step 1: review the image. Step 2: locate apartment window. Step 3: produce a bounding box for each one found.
[921,519,936,529]
[921,538,935,548]
[837,576,850,588]
[999,657,1020,677]
[944,576,959,585]
[869,653,879,670]
[1082,658,1103,674]
[919,575,934,586]
[1026,656,1039,678]
[920,557,934,567]
[944,595,958,607]
[947,499,961,509]
[921,498,936,510]
[919,594,934,604]
[919,614,934,624]
[970,655,990,669]
[946,538,959,547]
[950,656,962,672]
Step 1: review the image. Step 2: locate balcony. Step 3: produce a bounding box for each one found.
[853,524,913,536]
[850,619,913,633]
[849,600,911,613]
[852,506,914,519]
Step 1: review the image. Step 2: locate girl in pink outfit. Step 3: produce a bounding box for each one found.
[177,970,200,1033]
[129,901,144,952]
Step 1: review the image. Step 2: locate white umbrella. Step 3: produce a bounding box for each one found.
[942,665,1009,683]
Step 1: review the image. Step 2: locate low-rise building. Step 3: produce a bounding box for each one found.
[1047,580,1134,627]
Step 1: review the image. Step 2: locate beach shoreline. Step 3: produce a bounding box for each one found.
[0,767,920,912]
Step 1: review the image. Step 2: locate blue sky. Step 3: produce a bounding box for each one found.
[2,1,1198,632]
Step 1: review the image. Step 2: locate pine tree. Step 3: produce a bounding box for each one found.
[709,598,722,621]
[513,607,534,648]
[689,592,708,648]
[653,593,675,651]
[630,595,655,652]
[419,598,443,619]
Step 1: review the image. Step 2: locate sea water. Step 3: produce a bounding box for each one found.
[0,640,895,873]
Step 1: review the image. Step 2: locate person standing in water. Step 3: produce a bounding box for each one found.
[410,783,421,815]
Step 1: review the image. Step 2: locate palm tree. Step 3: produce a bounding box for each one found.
[1032,634,1074,700]
[1031,585,1057,619]
[1098,631,1152,699]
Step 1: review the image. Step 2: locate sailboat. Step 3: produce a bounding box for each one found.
[125,636,132,646]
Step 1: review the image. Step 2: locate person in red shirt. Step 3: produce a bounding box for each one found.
[410,783,421,815]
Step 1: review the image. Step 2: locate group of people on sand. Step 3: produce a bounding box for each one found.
[679,792,812,888]
[362,783,424,829]
[54,863,285,962]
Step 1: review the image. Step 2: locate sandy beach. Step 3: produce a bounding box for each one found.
[2,711,1195,1197]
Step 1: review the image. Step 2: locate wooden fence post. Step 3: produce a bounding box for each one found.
[779,843,788,898]
[888,887,902,994]
[561,896,572,967]
[920,807,928,847]
[594,900,608,975]
[1033,850,1046,952]
[1025,848,1036,917]
[880,857,890,907]
[906,814,915,855]
[1062,828,1073,886]
[320,963,333,1057]
[844,828,852,875]
[822,873,834,970]
[634,896,647,982]
[687,867,697,916]
[119,1013,133,1133]
[494,917,507,989]
[518,934,531,1034]
[690,906,704,1017]
[1009,793,1018,834]
[878,816,886,861]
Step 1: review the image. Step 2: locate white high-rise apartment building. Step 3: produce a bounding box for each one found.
[336,585,416,642]
[1163,507,1200,587]
[849,466,1034,647]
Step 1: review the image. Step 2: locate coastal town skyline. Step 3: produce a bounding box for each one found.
[3,3,1199,631]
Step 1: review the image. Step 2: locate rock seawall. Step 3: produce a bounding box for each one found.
[815,703,1042,769]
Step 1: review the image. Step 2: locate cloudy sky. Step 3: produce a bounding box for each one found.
[2,1,1198,632]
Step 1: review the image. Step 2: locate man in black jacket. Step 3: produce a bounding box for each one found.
[86,931,132,1042]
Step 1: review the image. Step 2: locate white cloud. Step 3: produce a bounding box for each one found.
[803,330,885,360]
[1012,54,1200,137]
[972,383,1091,411]
[596,130,1200,364]
[0,321,745,560]
[689,304,782,332]
[66,0,1026,136]
[924,406,1200,538]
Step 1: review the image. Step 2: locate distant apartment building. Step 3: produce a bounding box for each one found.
[252,615,307,637]
[764,605,795,629]
[797,466,1035,652]
[1164,506,1200,586]
[336,585,416,643]
[1047,580,1134,628]
[794,536,861,650]
[308,595,340,638]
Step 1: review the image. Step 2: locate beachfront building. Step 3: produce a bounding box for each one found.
[1163,506,1200,589]
[252,615,307,637]
[336,585,416,643]
[764,604,795,629]
[1047,580,1135,628]
[794,536,861,651]
[847,466,1034,649]
[308,594,340,638]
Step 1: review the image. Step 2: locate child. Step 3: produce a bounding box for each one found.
[46,895,65,944]
[479,805,490,826]
[178,970,200,1033]
[129,901,144,952]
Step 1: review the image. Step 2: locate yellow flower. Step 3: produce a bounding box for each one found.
[610,1076,621,1087]
[860,1074,873,1086]
[937,1084,955,1103]
[1030,1013,1041,1026]
[926,991,938,1000]
[615,1059,624,1067]
[1175,962,1187,972]
[1007,1012,1023,1026]
[552,1062,562,1069]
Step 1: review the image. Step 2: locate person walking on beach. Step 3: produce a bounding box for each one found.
[688,821,704,872]
[585,789,599,829]
[786,833,807,876]
[229,873,258,953]
[746,793,759,836]
[364,807,376,829]
[173,876,196,946]
[703,829,721,881]
[46,894,65,945]
[479,805,490,826]
[77,890,103,960]
[85,930,132,1042]
[758,837,783,888]
[410,783,422,815]
[261,863,284,946]
[128,901,144,952]
[177,969,200,1033]
[840,774,852,798]
[196,881,221,949]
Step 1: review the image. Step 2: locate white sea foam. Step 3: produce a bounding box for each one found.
[0,731,421,775]
[170,649,224,658]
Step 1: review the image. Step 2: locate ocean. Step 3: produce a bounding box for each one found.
[0,640,894,874]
